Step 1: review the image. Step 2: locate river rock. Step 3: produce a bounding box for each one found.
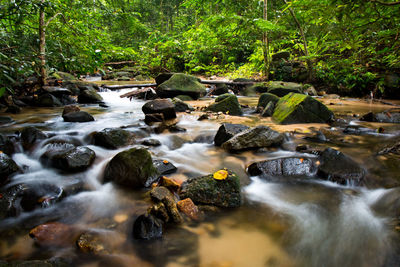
[206,94,243,116]
[172,97,194,112]
[247,157,318,179]
[148,202,170,223]
[261,102,276,117]
[267,81,303,97]
[62,105,80,116]
[214,123,250,146]
[257,93,280,109]
[153,159,177,175]
[103,148,159,188]
[0,116,13,125]
[360,111,400,123]
[156,73,206,99]
[142,139,161,147]
[221,126,284,152]
[0,134,15,155]
[272,93,334,124]
[155,73,174,86]
[40,145,96,172]
[317,148,365,185]
[62,111,95,122]
[42,86,72,96]
[177,198,201,221]
[0,153,20,184]
[19,182,64,212]
[93,128,135,149]
[76,232,110,255]
[21,126,47,150]
[29,222,79,247]
[179,169,241,208]
[133,213,163,240]
[150,186,183,223]
[35,93,63,107]
[158,176,181,191]
[377,140,400,155]
[142,99,177,120]
[78,88,103,104]
[210,83,229,96]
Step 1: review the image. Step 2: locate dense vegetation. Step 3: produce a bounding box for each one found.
[1,0,400,97]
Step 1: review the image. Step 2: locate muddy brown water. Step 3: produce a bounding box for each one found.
[1,90,400,267]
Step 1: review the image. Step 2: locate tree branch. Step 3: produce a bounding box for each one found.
[44,12,62,28]
[371,0,400,6]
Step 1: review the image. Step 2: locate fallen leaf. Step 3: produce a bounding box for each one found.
[213,170,229,180]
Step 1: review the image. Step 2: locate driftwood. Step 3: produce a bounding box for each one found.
[104,61,136,66]
[120,87,155,98]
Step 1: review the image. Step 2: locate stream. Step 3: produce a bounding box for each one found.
[1,89,400,267]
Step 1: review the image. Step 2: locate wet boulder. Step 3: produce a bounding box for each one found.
[156,73,206,99]
[93,128,135,149]
[78,88,103,104]
[209,83,229,96]
[40,145,96,173]
[153,159,177,175]
[150,186,183,223]
[267,81,303,97]
[19,182,64,212]
[35,93,63,107]
[21,126,47,150]
[172,97,194,112]
[221,126,284,152]
[141,139,161,147]
[261,102,276,117]
[0,153,20,184]
[0,134,15,155]
[29,222,79,247]
[179,169,241,208]
[360,111,400,124]
[317,148,366,185]
[133,213,163,240]
[103,148,159,188]
[272,93,334,124]
[62,111,95,122]
[214,123,250,146]
[206,94,243,116]
[257,93,280,109]
[247,157,318,180]
[142,99,177,120]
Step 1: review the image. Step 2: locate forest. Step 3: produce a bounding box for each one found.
[1,0,400,98]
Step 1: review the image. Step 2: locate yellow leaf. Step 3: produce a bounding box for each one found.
[163,160,169,164]
[213,170,229,180]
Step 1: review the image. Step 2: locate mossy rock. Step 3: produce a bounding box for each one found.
[257,93,280,109]
[272,93,334,124]
[175,95,193,101]
[156,73,206,99]
[267,81,303,97]
[50,72,76,81]
[78,88,103,104]
[206,94,243,116]
[103,148,159,188]
[117,76,131,81]
[179,169,241,208]
[93,128,135,149]
[249,82,269,93]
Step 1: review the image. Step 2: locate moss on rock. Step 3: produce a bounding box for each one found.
[206,94,243,116]
[156,73,206,99]
[257,93,280,109]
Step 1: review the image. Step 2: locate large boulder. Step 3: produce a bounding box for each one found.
[179,169,241,208]
[103,148,159,188]
[221,126,284,152]
[78,88,103,104]
[155,73,174,86]
[40,146,96,173]
[214,123,250,146]
[272,93,334,124]
[36,93,63,107]
[62,111,95,123]
[247,157,318,180]
[257,93,280,109]
[93,128,135,149]
[206,94,243,116]
[156,73,206,99]
[0,153,20,184]
[317,148,365,185]
[267,81,303,97]
[21,126,47,150]
[142,99,177,120]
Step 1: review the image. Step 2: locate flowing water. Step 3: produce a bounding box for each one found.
[1,89,400,267]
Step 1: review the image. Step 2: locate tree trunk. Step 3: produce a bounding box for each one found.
[39,0,46,86]
[262,0,270,79]
[282,0,314,81]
